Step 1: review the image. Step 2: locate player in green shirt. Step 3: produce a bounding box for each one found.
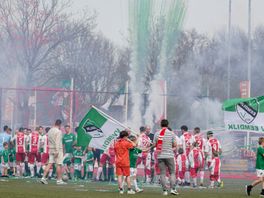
[9,146,16,176]
[83,147,94,180]
[246,137,264,196]
[73,146,84,180]
[62,125,76,179]
[2,142,10,177]
[129,135,150,193]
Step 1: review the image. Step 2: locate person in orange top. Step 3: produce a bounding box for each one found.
[114,130,136,195]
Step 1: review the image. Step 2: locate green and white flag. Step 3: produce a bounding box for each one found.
[77,106,127,151]
[223,96,264,132]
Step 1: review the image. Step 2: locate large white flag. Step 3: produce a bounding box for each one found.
[77,106,136,151]
[223,96,264,132]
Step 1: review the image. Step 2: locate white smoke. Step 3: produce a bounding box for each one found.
[127,69,144,129]
[190,98,223,129]
[144,80,166,125]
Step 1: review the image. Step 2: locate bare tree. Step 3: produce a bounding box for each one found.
[0,0,94,126]
[0,0,92,87]
[48,27,130,107]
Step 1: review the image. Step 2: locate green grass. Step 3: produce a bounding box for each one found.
[0,178,261,198]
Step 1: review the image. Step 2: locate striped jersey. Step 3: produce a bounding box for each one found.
[177,154,188,172]
[180,132,195,156]
[154,128,176,159]
[188,147,203,169]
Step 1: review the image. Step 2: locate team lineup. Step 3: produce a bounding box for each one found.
[0,119,223,195]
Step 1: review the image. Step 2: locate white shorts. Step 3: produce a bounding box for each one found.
[74,163,82,171]
[2,163,9,169]
[86,164,93,172]
[49,152,63,165]
[130,168,137,177]
[256,169,264,178]
[9,162,16,167]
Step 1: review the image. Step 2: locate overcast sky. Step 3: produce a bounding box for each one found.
[71,0,264,45]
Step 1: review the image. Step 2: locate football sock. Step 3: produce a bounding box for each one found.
[185,171,190,183]
[29,164,35,177]
[108,167,114,181]
[96,167,103,180]
[133,178,139,190]
[36,163,41,174]
[193,178,197,186]
[200,171,204,184]
[20,163,25,176]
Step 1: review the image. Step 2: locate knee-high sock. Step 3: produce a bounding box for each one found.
[185,171,190,183]
[193,178,197,186]
[200,171,204,184]
[133,177,139,190]
[29,164,35,177]
[36,162,41,175]
[20,163,25,176]
[16,164,20,176]
[145,153,152,178]
[49,167,53,177]
[103,165,107,180]
[83,164,87,178]
[96,167,103,180]
[108,167,114,181]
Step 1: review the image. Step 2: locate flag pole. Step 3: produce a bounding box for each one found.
[227,0,232,99]
[164,80,167,119]
[125,80,129,125]
[70,78,74,128]
[91,105,139,135]
[33,88,37,129]
[246,0,252,150]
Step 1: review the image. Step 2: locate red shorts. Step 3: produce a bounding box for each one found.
[100,154,115,166]
[190,168,199,178]
[28,153,41,164]
[41,153,49,165]
[116,166,130,176]
[210,174,219,181]
[178,171,186,179]
[16,153,26,162]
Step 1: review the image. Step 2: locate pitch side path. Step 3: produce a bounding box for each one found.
[0,174,260,198]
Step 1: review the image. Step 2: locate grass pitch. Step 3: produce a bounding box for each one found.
[0,178,260,198]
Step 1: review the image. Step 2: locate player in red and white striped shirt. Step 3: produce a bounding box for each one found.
[28,128,41,177]
[136,126,152,183]
[209,152,221,188]
[193,127,206,186]
[180,125,194,185]
[205,131,222,187]
[176,148,189,185]
[13,128,26,177]
[39,127,49,170]
[205,131,222,167]
[188,142,203,187]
